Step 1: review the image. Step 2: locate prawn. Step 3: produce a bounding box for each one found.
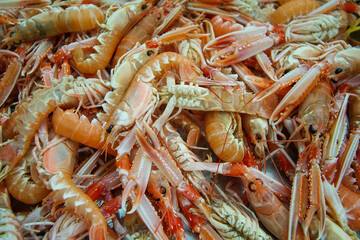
[328,47,360,83]
[44,137,108,240]
[289,143,326,240]
[205,111,245,163]
[147,170,186,240]
[177,194,223,240]
[3,4,104,44]
[269,0,320,25]
[268,63,322,125]
[72,0,153,74]
[236,165,303,240]
[110,7,165,67]
[205,185,273,240]
[0,182,23,240]
[135,122,210,218]
[52,108,118,156]
[0,76,110,181]
[296,79,332,141]
[242,114,269,159]
[5,150,50,204]
[110,44,158,90]
[160,84,278,119]
[97,52,202,145]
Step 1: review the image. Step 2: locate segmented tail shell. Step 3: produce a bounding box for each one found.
[270,0,320,25]
[52,108,117,156]
[5,154,50,205]
[205,111,245,163]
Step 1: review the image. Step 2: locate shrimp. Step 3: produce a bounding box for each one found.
[0,182,23,240]
[52,108,118,156]
[242,114,269,159]
[348,85,360,130]
[205,111,245,163]
[269,0,320,25]
[205,185,273,240]
[159,122,211,199]
[285,13,344,43]
[45,138,108,240]
[235,164,303,240]
[3,4,104,44]
[97,52,202,145]
[24,132,109,240]
[0,76,110,181]
[110,44,158,90]
[328,47,360,83]
[268,63,322,125]
[289,143,326,240]
[115,149,169,240]
[296,79,332,140]
[205,28,275,67]
[177,195,223,240]
[5,150,50,204]
[72,0,153,74]
[205,15,345,67]
[110,7,166,67]
[135,122,210,217]
[110,25,200,90]
[147,170,186,240]
[160,84,278,119]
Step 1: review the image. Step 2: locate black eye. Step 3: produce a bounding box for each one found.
[141,4,147,10]
[255,133,262,140]
[147,50,154,56]
[255,178,263,185]
[351,12,360,18]
[249,182,257,192]
[106,125,114,133]
[157,13,162,20]
[160,186,166,196]
[335,68,343,74]
[284,69,292,75]
[309,124,318,134]
[10,31,16,37]
[191,13,197,18]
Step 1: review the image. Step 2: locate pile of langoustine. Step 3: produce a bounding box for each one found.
[0,0,360,239]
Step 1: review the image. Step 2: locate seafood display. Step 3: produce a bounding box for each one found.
[1,0,360,239]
